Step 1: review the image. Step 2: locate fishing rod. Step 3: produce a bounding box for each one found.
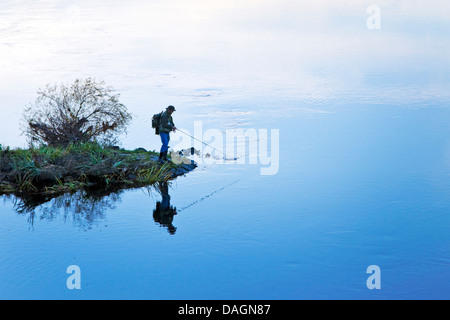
[175,128,234,160]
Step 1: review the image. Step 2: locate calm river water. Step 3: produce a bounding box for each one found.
[0,0,449,299]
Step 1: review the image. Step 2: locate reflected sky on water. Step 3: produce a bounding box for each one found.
[0,0,449,299]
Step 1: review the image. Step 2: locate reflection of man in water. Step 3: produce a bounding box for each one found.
[152,182,178,235]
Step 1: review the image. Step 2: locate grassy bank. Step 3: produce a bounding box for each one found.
[0,142,195,196]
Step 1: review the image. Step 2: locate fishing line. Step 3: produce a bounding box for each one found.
[177,179,240,213]
[130,115,250,160]
[176,128,238,161]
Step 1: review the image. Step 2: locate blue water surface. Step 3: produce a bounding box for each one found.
[0,0,449,299]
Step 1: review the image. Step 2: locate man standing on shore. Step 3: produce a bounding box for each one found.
[158,105,176,163]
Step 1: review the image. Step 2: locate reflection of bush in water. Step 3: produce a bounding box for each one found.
[7,190,123,230]
[2,183,178,232]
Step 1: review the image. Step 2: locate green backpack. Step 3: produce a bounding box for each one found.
[152,111,163,135]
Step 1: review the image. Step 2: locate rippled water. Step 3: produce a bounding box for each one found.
[1,0,449,299]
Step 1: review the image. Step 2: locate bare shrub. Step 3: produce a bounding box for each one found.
[22,78,132,147]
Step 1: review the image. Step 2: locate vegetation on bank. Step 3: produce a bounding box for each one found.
[0,79,195,198]
[0,142,194,196]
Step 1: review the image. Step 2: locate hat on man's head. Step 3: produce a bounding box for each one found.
[167,105,176,111]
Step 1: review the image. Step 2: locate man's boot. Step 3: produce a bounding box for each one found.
[157,152,164,164]
[163,151,169,162]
